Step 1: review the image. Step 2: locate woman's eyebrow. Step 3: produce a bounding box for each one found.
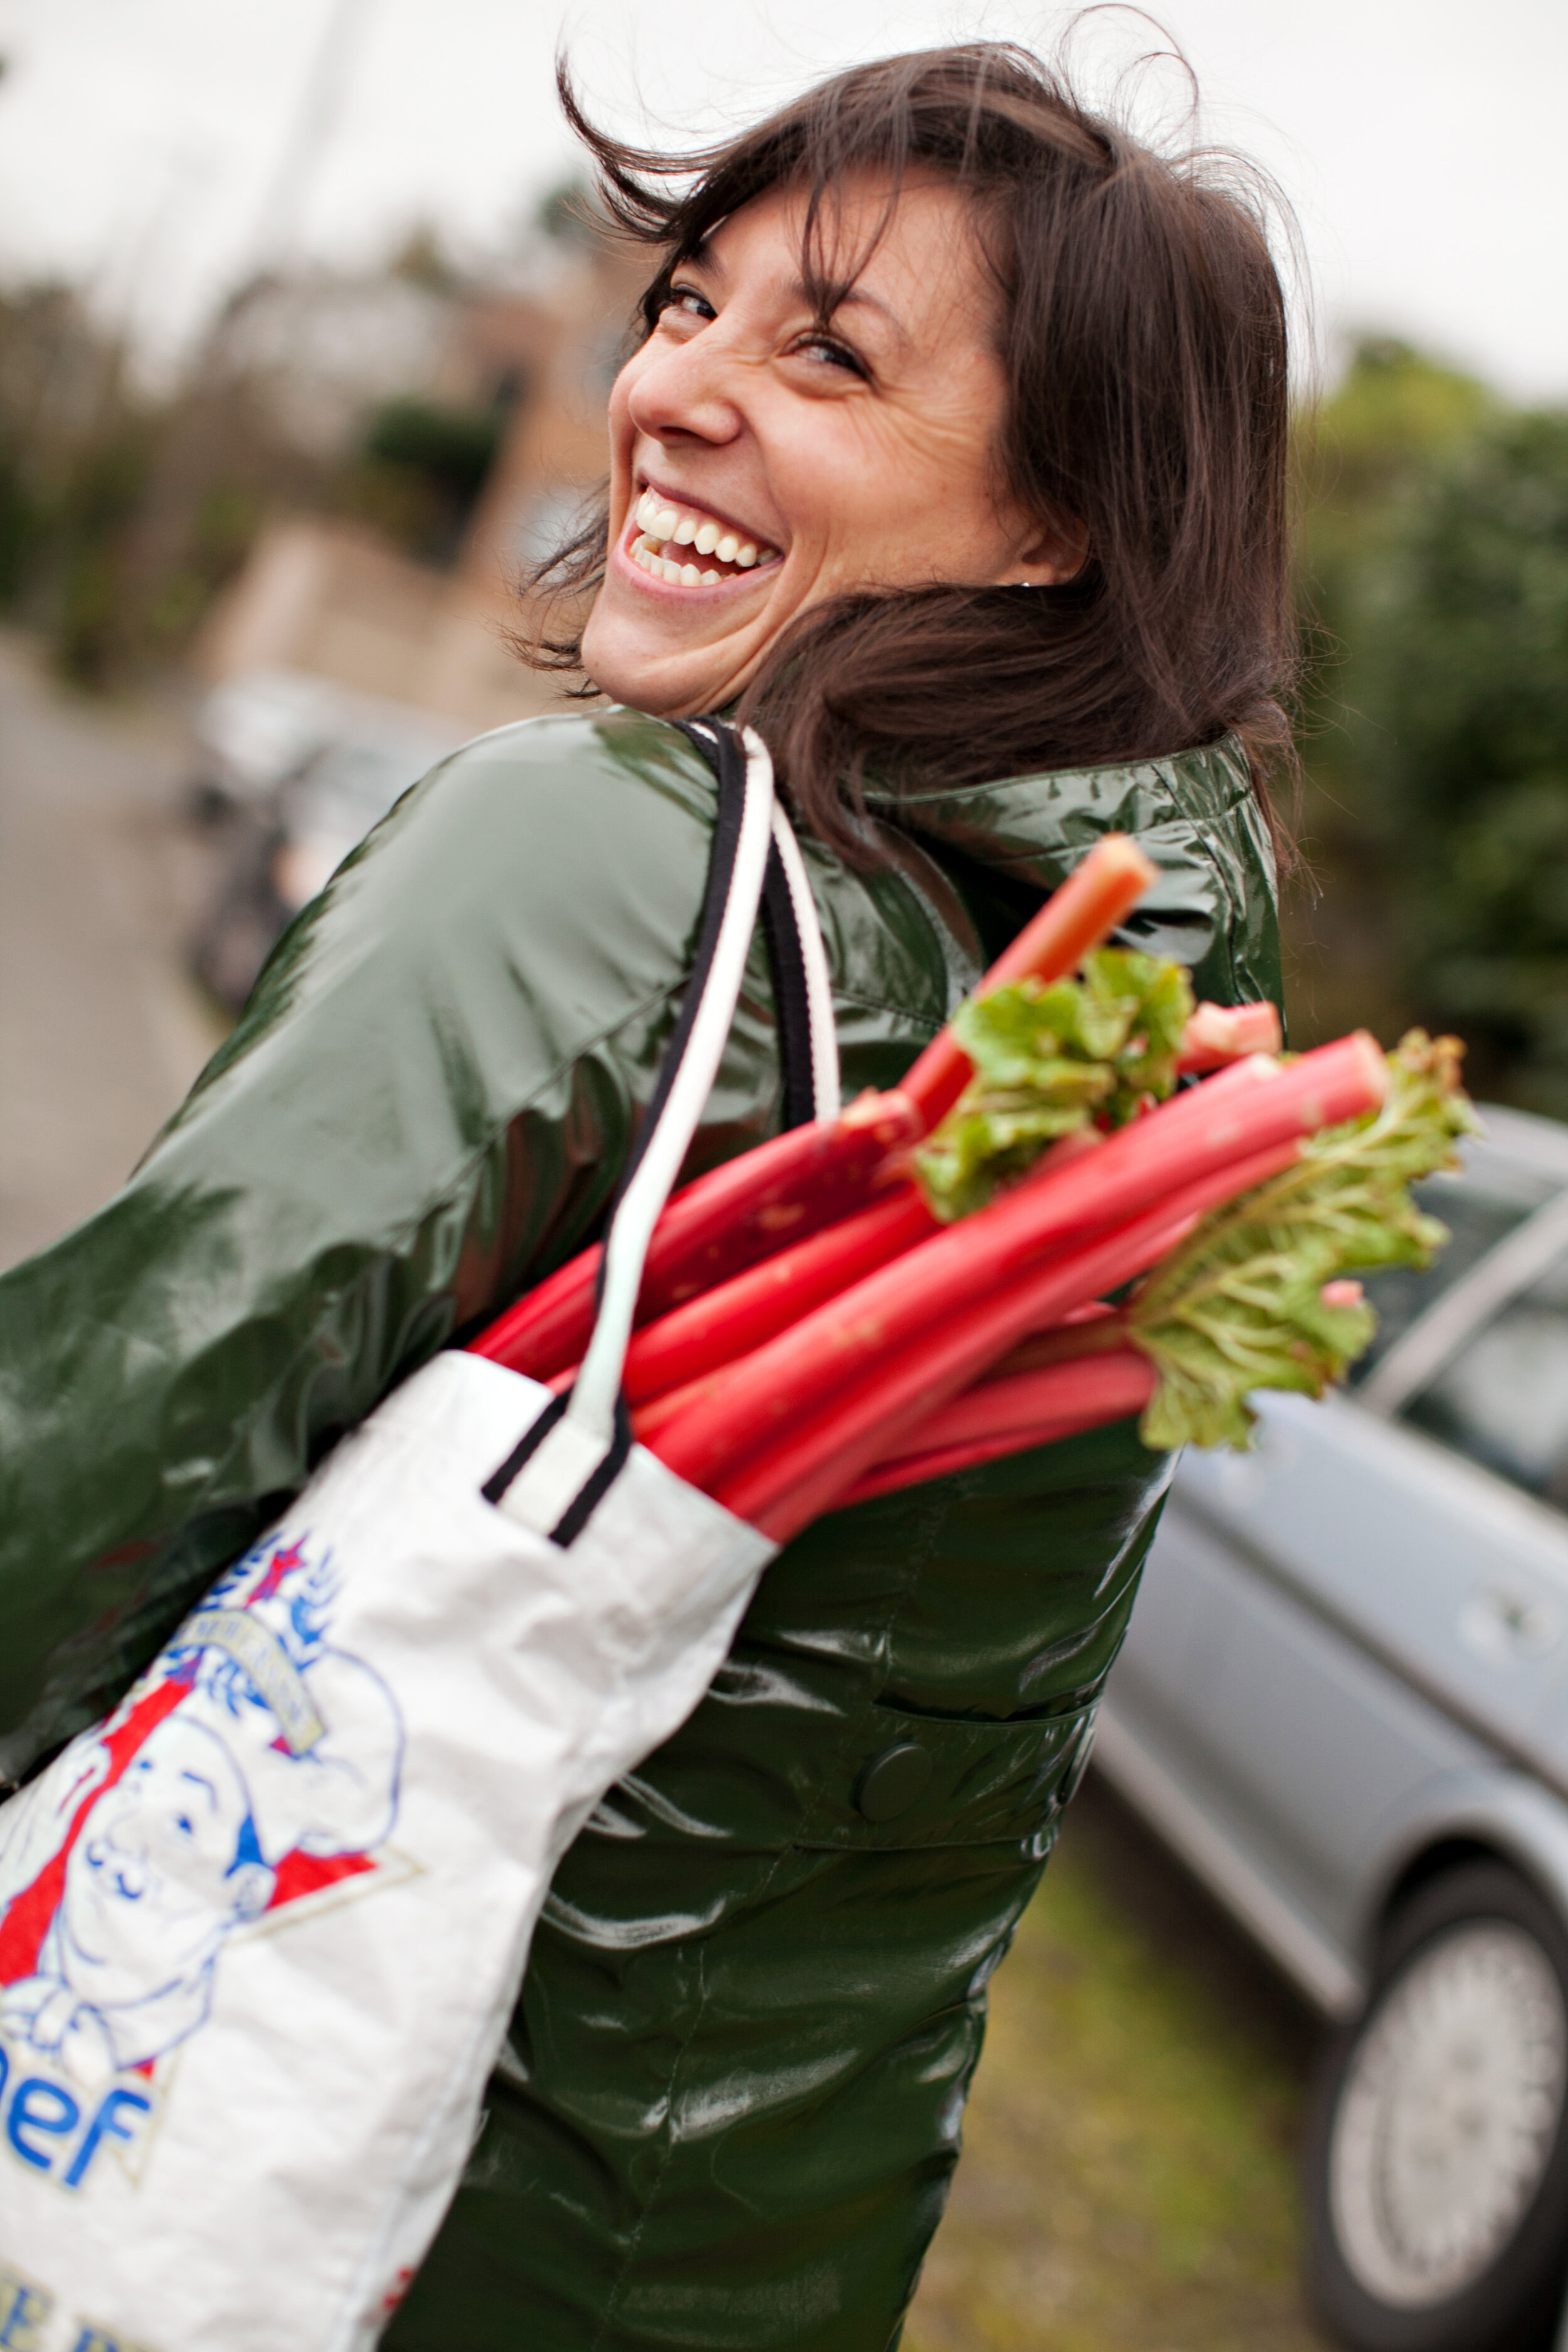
[786,275,911,351]
[832,286,909,346]
[682,241,909,350]
[785,278,907,334]
[682,236,723,282]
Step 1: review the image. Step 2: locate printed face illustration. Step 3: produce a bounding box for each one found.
[58,1715,275,2010]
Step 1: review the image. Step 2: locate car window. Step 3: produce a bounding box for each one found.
[1400,1242,1568,1511]
[1347,1162,1557,1388]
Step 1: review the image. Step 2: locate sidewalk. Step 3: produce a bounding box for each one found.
[0,633,223,1271]
[906,1777,1333,2352]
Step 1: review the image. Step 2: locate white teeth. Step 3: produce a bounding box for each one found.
[632,500,778,585]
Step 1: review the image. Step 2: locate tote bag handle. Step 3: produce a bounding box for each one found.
[487,719,838,1542]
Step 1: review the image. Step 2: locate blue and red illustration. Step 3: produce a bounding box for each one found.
[0,1534,403,2189]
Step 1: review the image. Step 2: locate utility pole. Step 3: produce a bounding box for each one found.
[114,0,380,667]
[246,0,380,277]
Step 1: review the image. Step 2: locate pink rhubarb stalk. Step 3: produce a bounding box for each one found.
[714,1138,1305,1540]
[470,833,1160,1380]
[839,1350,1158,1507]
[649,1032,1386,1503]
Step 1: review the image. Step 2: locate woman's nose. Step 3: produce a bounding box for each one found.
[625,331,744,449]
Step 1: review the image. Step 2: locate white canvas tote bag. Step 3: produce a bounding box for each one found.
[0,720,840,2352]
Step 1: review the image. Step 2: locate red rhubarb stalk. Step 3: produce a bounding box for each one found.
[471,1089,918,1380]
[714,1138,1304,1540]
[931,1351,1153,1448]
[900,835,1158,1125]
[1176,1000,1283,1074]
[604,1185,937,1405]
[649,1033,1386,1500]
[625,1162,1114,1411]
[835,1028,1476,1510]
[977,1305,1127,1373]
[470,832,1160,1379]
[839,1351,1158,1506]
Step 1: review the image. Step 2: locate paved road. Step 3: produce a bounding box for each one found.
[0,633,224,1271]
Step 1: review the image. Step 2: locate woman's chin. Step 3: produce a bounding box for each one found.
[581,613,753,719]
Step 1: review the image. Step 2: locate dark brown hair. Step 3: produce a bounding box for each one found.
[523,40,1299,861]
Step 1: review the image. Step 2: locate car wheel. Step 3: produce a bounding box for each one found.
[1306,1862,1568,2352]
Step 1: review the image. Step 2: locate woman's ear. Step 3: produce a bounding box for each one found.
[1005,509,1091,588]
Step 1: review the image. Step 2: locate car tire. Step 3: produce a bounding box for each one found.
[1306,1861,1568,2352]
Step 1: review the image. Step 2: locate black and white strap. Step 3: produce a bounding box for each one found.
[486,719,837,1543]
[760,798,840,1133]
[692,718,839,1135]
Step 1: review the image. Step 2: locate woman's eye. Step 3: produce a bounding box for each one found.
[661,287,715,324]
[793,335,868,379]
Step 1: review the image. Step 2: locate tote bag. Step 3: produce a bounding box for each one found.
[0,720,839,2352]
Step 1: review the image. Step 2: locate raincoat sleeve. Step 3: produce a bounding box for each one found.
[0,715,753,1779]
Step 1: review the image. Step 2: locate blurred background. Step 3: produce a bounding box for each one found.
[3,4,1566,2346]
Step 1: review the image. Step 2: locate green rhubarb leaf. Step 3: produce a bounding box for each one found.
[915,948,1195,1222]
[1128,1030,1480,1450]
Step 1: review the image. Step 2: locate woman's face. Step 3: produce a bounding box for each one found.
[581,173,1081,716]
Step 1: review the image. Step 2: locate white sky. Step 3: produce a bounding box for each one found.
[0,0,1564,398]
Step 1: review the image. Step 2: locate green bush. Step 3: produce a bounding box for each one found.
[352,396,507,563]
[1295,346,1568,1112]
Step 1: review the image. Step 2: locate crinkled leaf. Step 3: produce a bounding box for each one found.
[1129,1030,1479,1449]
[1093,951,1194,1118]
[916,949,1195,1221]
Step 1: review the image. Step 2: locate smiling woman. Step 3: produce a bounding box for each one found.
[0,36,1291,2352]
[583,173,1083,718]
[528,43,1296,857]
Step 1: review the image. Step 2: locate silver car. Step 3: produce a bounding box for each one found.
[1099,1101,1568,2352]
[186,670,462,1010]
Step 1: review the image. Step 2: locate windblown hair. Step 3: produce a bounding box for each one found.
[522,40,1300,862]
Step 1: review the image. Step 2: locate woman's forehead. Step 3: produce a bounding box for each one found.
[697,174,987,320]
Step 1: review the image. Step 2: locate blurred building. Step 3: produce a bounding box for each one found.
[209,266,458,462]
[195,230,643,735]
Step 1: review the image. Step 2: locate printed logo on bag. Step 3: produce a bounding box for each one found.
[0,1535,405,2196]
[0,2264,53,2350]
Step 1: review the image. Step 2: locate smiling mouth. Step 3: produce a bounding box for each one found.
[628,487,781,588]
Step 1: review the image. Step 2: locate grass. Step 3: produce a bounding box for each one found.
[904,1776,1335,2352]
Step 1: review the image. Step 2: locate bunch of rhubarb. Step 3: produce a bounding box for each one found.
[468,838,1476,1544]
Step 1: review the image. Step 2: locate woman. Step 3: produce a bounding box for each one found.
[0,41,1289,2351]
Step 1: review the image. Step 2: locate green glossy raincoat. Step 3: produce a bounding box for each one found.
[0,709,1279,2349]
